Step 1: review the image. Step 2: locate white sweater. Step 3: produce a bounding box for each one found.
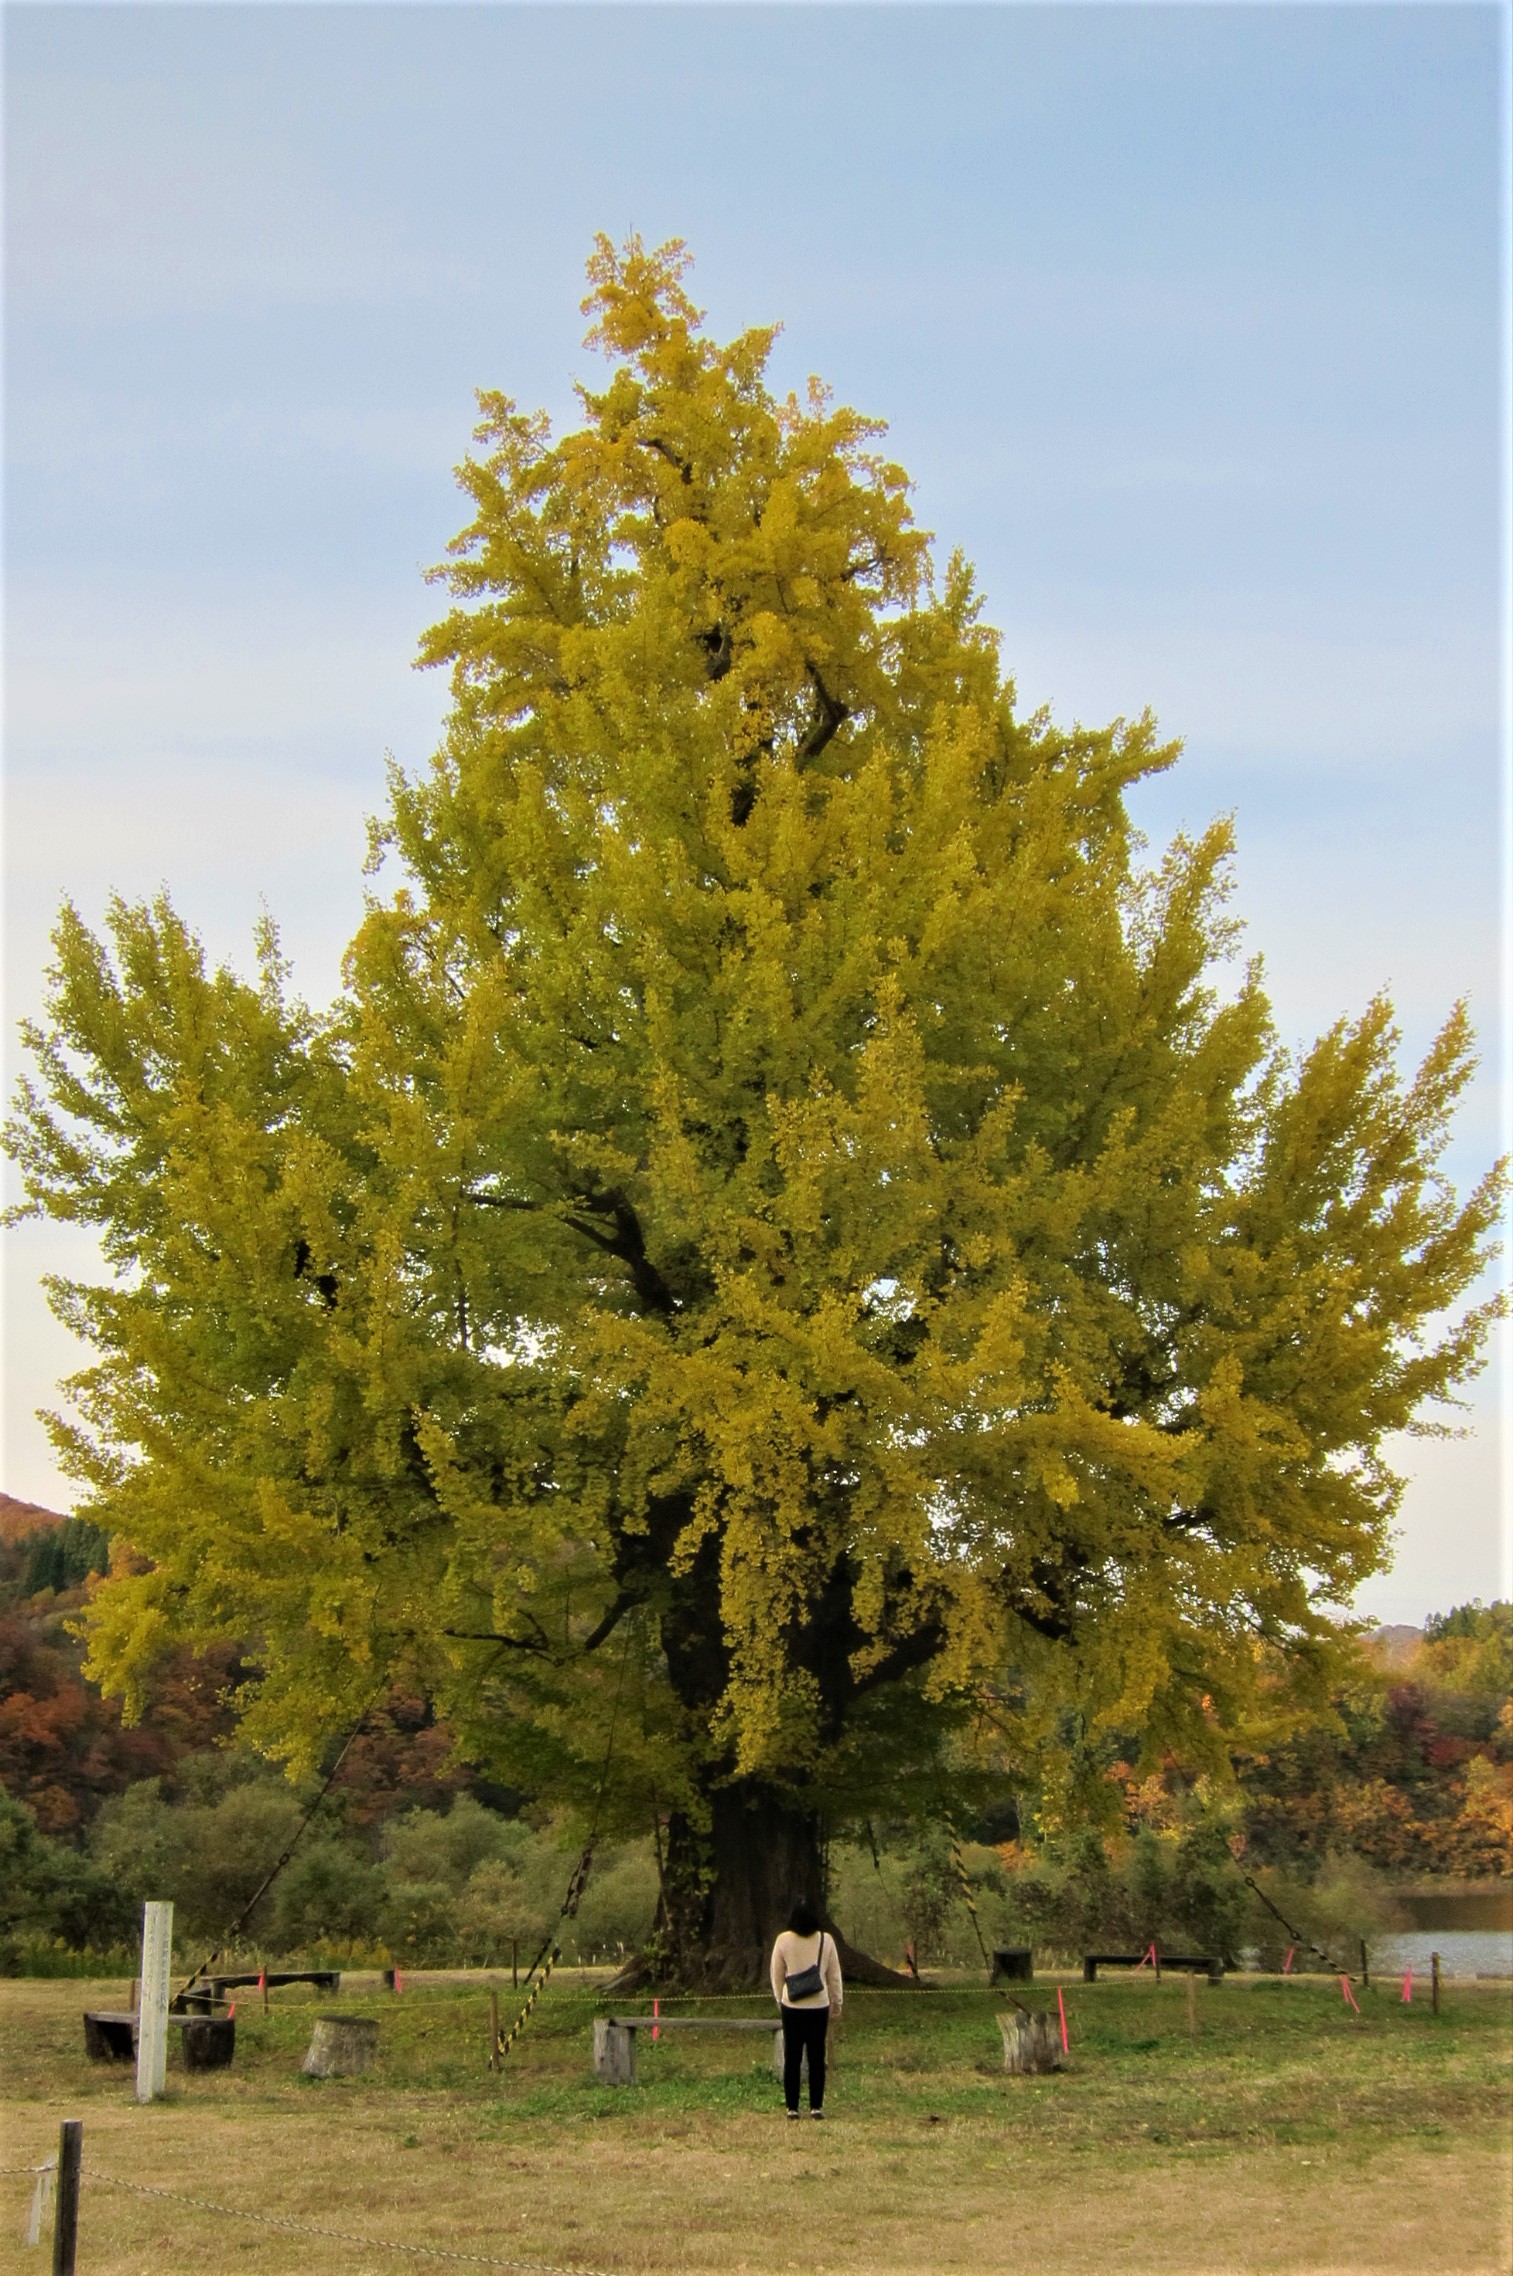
[770,1928,843,2011]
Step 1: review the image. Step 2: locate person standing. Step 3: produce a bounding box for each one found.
[770,1897,842,2118]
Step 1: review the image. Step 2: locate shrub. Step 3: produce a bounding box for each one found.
[378,1879,460,1965]
[270,1840,382,1952]
[381,1795,522,1892]
[0,1790,135,1967]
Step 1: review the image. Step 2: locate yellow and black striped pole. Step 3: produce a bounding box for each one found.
[948,1826,994,1975]
[493,1944,561,2065]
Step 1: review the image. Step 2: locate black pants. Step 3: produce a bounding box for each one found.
[781,2003,829,2111]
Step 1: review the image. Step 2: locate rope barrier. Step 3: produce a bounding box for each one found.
[1235,1866,1348,1979]
[78,2169,617,2275]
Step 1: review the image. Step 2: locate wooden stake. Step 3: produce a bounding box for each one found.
[511,1940,518,1991]
[1186,1970,1197,2036]
[52,2119,82,2276]
[489,1988,500,2073]
[1359,1937,1369,1992]
[1431,1950,1441,2014]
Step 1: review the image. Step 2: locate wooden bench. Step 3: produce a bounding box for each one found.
[83,2010,236,2069]
[592,2014,789,2086]
[1082,1952,1224,1982]
[174,1968,341,2013]
[199,1968,340,2002]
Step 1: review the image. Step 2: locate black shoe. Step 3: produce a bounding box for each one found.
[810,2108,825,2120]
[786,2109,801,2121]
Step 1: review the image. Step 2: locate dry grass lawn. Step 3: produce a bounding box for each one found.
[2,1970,1509,2275]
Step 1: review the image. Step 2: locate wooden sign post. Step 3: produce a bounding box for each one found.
[135,1902,173,2103]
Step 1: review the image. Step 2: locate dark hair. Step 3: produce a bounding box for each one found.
[788,1897,820,1936]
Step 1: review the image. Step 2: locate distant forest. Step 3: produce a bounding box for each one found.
[2,1498,1509,1975]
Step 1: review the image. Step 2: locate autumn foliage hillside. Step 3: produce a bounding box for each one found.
[0,1492,1506,1974]
[1236,1609,1513,1881]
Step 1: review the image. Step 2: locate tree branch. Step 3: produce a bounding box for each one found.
[442,1627,556,1659]
[459,1183,678,1318]
[795,665,850,765]
[563,1187,678,1318]
[579,1589,639,1655]
[637,435,694,486]
[848,1610,948,1698]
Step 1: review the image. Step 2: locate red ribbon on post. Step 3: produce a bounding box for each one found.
[1057,1985,1069,2053]
[1340,1975,1361,2013]
[652,1996,660,2043]
[1401,1969,1413,2004]
[1282,1948,1295,1975]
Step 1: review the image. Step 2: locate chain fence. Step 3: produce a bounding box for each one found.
[4,2159,621,2275]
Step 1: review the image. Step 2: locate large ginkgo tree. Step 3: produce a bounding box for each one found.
[7,238,1502,1986]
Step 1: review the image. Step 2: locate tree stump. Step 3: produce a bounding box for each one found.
[998,2010,1064,2073]
[182,2016,236,2070]
[592,2020,636,2085]
[771,2028,813,2082]
[302,2015,378,2077]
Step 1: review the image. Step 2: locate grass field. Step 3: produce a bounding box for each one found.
[2,1968,1509,2275]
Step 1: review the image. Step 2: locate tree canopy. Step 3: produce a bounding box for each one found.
[6,237,1503,1983]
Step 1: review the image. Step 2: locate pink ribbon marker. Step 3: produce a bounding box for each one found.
[1341,1975,1360,2013]
[652,1995,660,2043]
[1057,1985,1069,2053]
[227,1999,236,2019]
[1282,1947,1295,1975]
[1401,1969,1412,2004]
[395,1970,404,1994]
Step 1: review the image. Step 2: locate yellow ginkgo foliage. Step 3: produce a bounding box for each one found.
[7,237,1503,1987]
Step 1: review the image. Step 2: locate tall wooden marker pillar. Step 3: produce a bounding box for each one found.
[135,1902,173,2103]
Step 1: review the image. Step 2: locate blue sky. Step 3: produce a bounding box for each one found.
[4,2,1507,1620]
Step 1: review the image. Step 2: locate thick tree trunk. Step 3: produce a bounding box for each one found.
[614,1778,919,1993]
[607,1502,925,1993]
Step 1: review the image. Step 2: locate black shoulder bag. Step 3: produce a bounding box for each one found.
[784,1931,828,2002]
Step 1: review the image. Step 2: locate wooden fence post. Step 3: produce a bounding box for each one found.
[135,1902,173,2104]
[52,2119,82,2276]
[1431,1951,1441,2014]
[489,1989,500,2072]
[1359,1938,1369,1992]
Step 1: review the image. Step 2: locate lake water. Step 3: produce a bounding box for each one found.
[1371,1930,1513,1980]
